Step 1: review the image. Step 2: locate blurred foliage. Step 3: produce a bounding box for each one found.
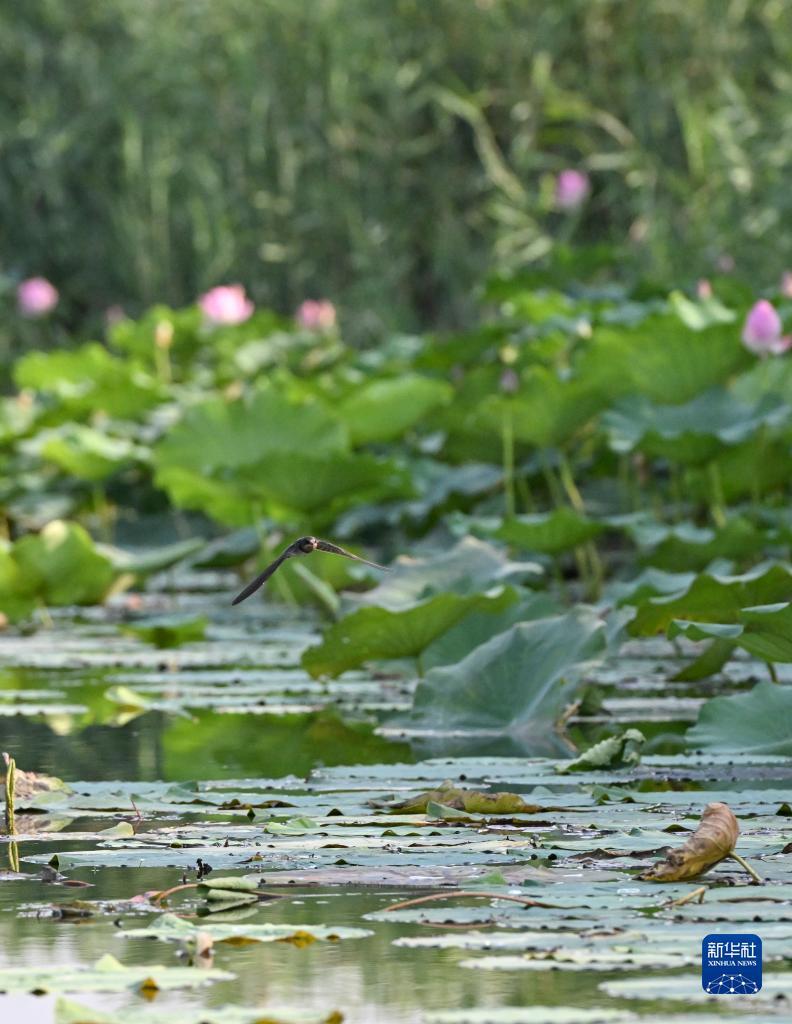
[2,0,792,339]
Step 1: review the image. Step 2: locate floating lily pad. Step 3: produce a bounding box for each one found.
[55,999,343,1024]
[0,952,233,993]
[123,912,372,946]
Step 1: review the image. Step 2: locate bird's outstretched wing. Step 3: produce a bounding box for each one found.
[315,539,389,571]
[231,549,292,605]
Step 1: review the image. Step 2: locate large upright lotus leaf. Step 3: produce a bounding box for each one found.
[302,589,517,678]
[0,395,37,446]
[581,318,751,404]
[0,543,37,622]
[488,509,604,556]
[687,681,792,755]
[635,517,766,572]
[14,343,161,419]
[336,375,452,444]
[669,288,736,329]
[109,304,203,365]
[402,611,607,735]
[12,520,116,606]
[350,537,541,611]
[33,425,149,481]
[244,451,410,519]
[671,602,792,663]
[627,562,792,636]
[422,592,559,671]
[154,387,347,475]
[603,389,789,464]
[688,437,792,503]
[101,537,205,577]
[475,367,607,448]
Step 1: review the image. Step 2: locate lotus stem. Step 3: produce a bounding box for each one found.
[557,451,585,513]
[669,885,706,907]
[501,406,515,519]
[767,661,779,684]
[4,754,15,836]
[728,852,762,885]
[707,462,726,528]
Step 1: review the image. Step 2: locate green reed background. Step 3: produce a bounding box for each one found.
[1,0,790,336]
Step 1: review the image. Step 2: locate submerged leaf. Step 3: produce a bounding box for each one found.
[378,784,542,815]
[639,802,738,881]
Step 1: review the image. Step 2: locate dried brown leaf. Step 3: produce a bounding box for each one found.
[640,801,739,882]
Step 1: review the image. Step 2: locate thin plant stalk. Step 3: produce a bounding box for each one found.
[707,462,726,528]
[501,405,515,519]
[4,754,16,836]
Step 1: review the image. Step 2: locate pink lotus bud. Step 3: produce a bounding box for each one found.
[17,277,58,318]
[554,169,590,210]
[781,271,792,298]
[696,279,713,300]
[199,284,254,326]
[296,299,336,331]
[742,299,791,356]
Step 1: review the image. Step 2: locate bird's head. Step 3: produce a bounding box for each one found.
[297,536,318,553]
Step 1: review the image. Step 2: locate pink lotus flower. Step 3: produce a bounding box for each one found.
[199,284,254,326]
[296,299,336,331]
[696,279,713,300]
[781,271,792,298]
[17,277,58,317]
[555,169,590,210]
[742,299,791,356]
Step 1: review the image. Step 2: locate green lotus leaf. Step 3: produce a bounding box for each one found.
[33,424,149,481]
[303,588,517,678]
[14,343,162,419]
[122,912,371,945]
[635,517,767,571]
[351,537,541,610]
[582,317,751,404]
[401,611,607,738]
[627,562,792,636]
[671,601,792,664]
[122,614,208,649]
[154,387,347,476]
[687,680,792,755]
[11,520,116,607]
[337,374,452,444]
[488,508,604,555]
[604,389,790,464]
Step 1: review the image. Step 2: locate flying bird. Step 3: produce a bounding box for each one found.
[231,536,389,606]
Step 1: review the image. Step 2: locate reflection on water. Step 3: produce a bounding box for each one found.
[0,706,413,783]
[0,869,605,1024]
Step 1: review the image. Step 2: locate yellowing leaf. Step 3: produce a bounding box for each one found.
[379,783,542,815]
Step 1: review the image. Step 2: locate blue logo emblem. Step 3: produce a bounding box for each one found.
[702,933,762,994]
